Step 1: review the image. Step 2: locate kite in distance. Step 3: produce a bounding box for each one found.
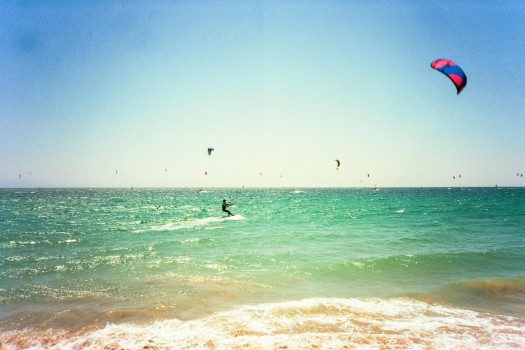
[431,59,467,94]
[335,159,340,170]
[208,148,214,156]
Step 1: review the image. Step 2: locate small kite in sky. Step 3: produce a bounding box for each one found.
[431,58,467,94]
[208,148,214,156]
[335,159,340,170]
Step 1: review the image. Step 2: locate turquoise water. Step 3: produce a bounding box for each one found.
[1,188,524,349]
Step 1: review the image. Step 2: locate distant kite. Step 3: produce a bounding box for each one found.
[207,148,214,156]
[431,59,467,94]
[335,159,340,170]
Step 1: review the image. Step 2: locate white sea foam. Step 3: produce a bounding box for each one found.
[180,238,201,244]
[6,298,523,350]
[224,214,245,221]
[58,239,77,244]
[145,215,245,232]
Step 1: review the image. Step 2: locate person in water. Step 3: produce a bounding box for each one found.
[222,199,234,217]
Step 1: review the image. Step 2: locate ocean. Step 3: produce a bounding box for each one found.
[1,187,524,349]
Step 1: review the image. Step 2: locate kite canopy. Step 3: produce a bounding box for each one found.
[207,148,214,156]
[335,159,340,169]
[431,59,467,94]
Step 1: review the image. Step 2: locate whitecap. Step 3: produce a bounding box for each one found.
[59,239,77,244]
[21,297,524,350]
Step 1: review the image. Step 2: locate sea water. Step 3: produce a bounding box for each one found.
[0,187,524,349]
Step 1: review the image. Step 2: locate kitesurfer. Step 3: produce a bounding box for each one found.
[222,199,234,217]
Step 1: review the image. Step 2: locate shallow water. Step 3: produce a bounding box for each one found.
[1,188,524,348]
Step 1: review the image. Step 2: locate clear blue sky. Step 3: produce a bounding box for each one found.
[1,1,524,188]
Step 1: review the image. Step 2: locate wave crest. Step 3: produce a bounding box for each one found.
[2,297,524,349]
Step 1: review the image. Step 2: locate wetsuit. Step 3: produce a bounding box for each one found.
[222,201,233,217]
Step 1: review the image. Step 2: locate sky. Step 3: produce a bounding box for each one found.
[1,0,524,188]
